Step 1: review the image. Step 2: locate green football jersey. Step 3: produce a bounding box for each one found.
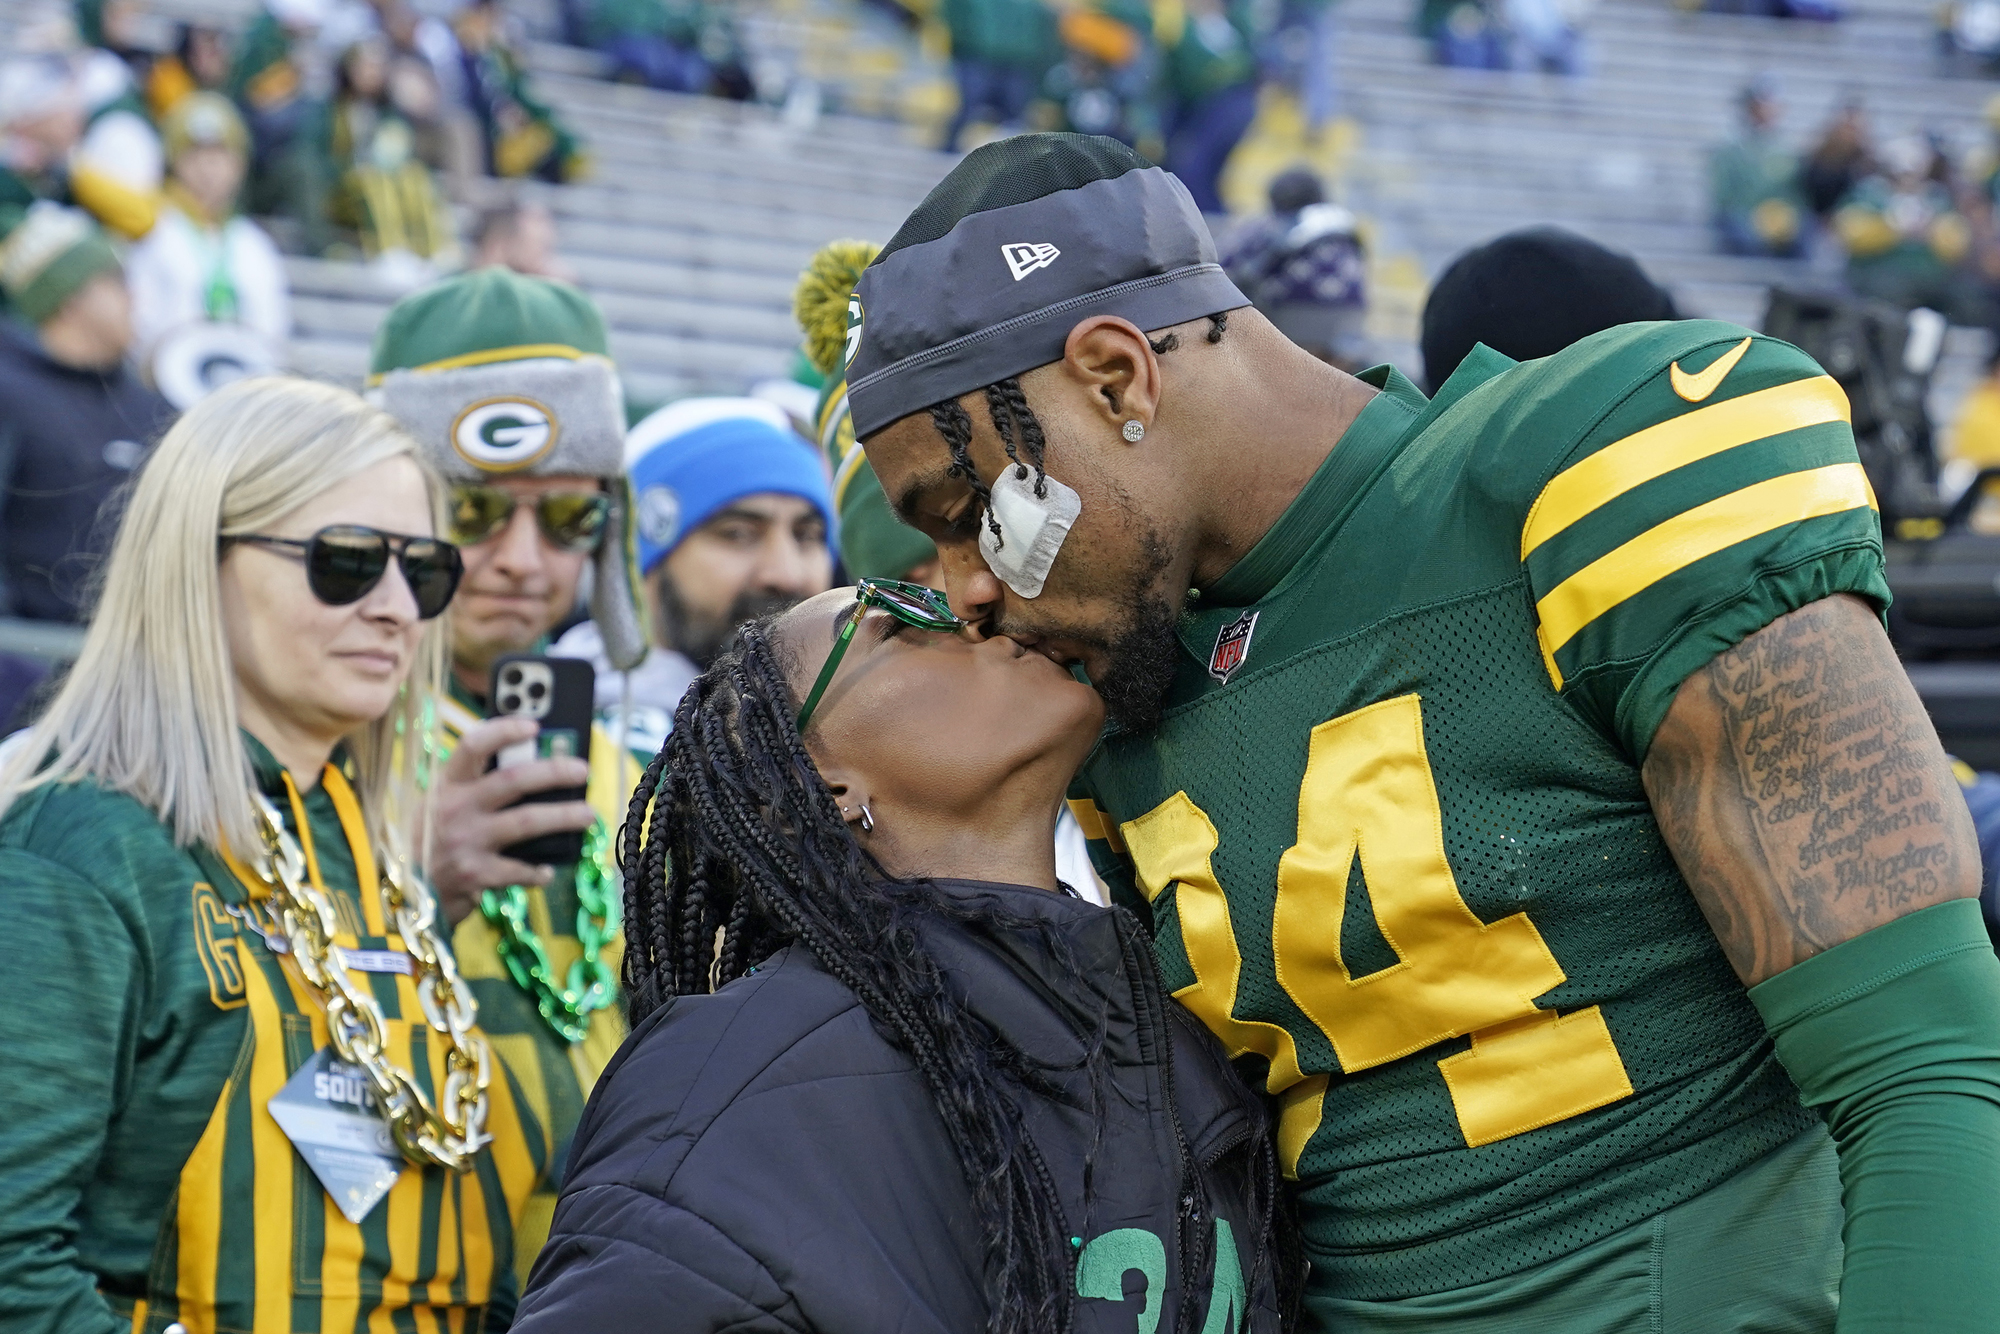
[1069,320,1887,1304]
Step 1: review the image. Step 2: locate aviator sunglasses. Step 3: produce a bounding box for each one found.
[229,525,464,619]
[797,578,967,731]
[449,484,611,553]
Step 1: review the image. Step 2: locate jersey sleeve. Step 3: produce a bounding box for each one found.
[0,850,142,1334]
[1518,324,1890,760]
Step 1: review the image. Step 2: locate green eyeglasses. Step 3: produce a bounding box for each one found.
[796,578,966,730]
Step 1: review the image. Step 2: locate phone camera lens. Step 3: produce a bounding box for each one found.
[501,667,522,686]
[527,681,547,700]
[501,693,521,711]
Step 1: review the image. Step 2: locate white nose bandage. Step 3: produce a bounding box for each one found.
[978,465,1081,600]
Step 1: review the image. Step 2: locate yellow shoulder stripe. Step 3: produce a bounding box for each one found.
[1066,797,1127,854]
[1521,375,1851,561]
[1534,461,1875,687]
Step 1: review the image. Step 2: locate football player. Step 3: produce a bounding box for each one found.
[853,134,2000,1332]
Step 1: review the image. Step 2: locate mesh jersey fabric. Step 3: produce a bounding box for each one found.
[1306,1128,1840,1332]
[1068,320,1888,1302]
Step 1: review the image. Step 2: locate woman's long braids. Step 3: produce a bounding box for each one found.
[929,312,1230,533]
[618,621,1082,1334]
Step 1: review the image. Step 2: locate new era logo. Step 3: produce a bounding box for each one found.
[1002,242,1061,281]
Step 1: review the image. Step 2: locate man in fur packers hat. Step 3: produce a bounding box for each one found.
[367,265,644,1282]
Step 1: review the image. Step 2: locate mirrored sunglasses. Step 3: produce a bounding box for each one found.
[448,484,610,553]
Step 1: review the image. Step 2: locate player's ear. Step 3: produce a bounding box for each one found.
[1061,316,1162,439]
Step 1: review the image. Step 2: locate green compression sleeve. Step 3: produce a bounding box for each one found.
[1748,898,2000,1333]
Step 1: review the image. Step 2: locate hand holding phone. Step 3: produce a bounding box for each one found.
[488,654,596,866]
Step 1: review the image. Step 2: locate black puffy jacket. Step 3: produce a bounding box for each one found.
[514,879,1286,1333]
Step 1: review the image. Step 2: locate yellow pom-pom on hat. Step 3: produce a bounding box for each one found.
[794,238,882,377]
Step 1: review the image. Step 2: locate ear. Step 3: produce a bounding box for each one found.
[1060,315,1163,436]
[817,764,877,836]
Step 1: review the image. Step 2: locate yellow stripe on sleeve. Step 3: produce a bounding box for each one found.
[1534,462,1876,673]
[1521,375,1852,560]
[1066,798,1127,853]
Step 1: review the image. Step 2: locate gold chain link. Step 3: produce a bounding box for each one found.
[245,790,492,1173]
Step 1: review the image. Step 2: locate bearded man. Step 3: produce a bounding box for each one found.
[554,397,833,756]
[854,133,2000,1333]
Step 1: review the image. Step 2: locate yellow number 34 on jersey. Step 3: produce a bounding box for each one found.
[1120,694,1634,1176]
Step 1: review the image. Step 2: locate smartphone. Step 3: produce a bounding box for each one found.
[487,653,595,867]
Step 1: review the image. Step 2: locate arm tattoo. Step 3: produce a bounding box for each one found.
[1641,594,1981,986]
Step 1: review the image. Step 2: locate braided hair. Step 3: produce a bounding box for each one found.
[620,620,1090,1334]
[930,312,1230,511]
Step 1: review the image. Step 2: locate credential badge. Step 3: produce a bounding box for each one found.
[1208,610,1258,685]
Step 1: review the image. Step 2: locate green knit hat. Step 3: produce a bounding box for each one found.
[816,377,937,580]
[369,266,610,378]
[367,267,649,670]
[1,204,121,326]
[795,238,936,581]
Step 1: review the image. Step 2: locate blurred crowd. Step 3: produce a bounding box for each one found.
[0,0,614,661]
[1420,0,1834,79]
[891,0,1337,214]
[2,0,591,273]
[0,0,1386,675]
[1707,77,2000,340]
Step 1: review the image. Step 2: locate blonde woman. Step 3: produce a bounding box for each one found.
[0,377,549,1334]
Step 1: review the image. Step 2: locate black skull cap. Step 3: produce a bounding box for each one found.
[846,133,1249,440]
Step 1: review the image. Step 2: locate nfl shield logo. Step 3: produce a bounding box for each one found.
[1208,611,1259,684]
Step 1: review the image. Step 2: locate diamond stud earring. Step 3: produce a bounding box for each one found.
[1122,419,1146,442]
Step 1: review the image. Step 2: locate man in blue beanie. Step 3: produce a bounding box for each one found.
[554,396,834,755]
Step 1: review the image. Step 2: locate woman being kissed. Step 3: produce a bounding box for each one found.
[515,580,1295,1333]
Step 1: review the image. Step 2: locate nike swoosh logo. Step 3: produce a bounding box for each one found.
[1669,336,1753,403]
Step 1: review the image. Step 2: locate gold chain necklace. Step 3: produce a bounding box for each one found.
[238,789,493,1172]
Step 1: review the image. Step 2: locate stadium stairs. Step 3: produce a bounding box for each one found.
[140,0,1994,427]
[7,0,1998,741]
[1316,0,1994,431]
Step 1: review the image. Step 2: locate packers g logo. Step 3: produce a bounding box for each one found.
[451,396,559,471]
[843,295,864,374]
